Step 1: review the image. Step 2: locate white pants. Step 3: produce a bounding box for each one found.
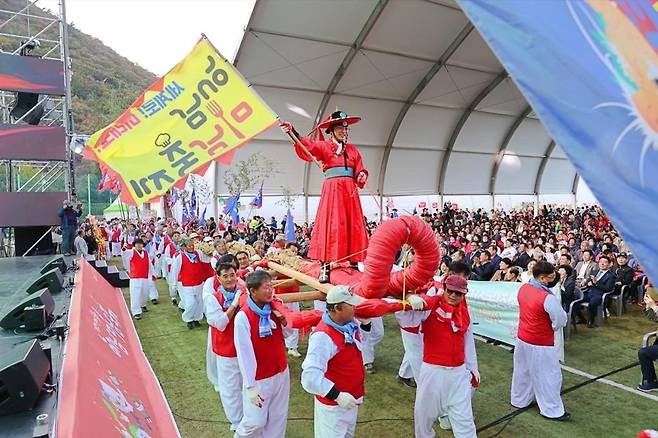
[399,329,423,380]
[284,302,299,349]
[511,339,565,418]
[154,255,163,278]
[207,330,219,391]
[362,317,384,365]
[148,280,159,300]
[111,242,121,256]
[414,362,476,438]
[314,398,358,438]
[235,368,290,438]
[180,284,204,322]
[105,242,111,260]
[129,278,149,316]
[217,355,243,431]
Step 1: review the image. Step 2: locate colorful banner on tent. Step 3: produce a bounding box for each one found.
[457,0,658,285]
[57,259,179,437]
[84,37,277,205]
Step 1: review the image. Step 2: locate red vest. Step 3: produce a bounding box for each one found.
[517,284,554,346]
[314,320,365,406]
[242,304,288,381]
[422,300,470,367]
[210,277,245,358]
[178,251,206,286]
[130,250,149,279]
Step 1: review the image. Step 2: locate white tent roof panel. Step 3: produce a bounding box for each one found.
[393,105,461,150]
[453,112,511,154]
[495,156,542,194]
[364,0,468,60]
[540,159,578,194]
[506,119,552,157]
[234,0,583,198]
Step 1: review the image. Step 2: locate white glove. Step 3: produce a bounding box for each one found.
[231,289,243,308]
[247,386,264,408]
[336,392,359,409]
[407,294,426,311]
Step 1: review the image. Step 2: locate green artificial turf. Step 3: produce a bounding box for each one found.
[121,274,657,438]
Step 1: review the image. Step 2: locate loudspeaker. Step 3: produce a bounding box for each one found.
[14,227,54,257]
[0,289,54,330]
[25,269,63,295]
[39,256,67,275]
[23,306,46,331]
[10,92,44,125]
[0,340,50,416]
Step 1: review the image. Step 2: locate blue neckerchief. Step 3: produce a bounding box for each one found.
[247,296,272,337]
[154,235,162,244]
[529,278,551,293]
[184,251,198,263]
[322,312,359,345]
[219,285,237,310]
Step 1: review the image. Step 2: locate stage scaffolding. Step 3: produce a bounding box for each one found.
[0,0,74,256]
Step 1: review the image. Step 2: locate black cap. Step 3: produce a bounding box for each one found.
[617,252,627,258]
[134,238,145,246]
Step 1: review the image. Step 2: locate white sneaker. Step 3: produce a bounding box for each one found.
[287,348,301,358]
[439,416,452,430]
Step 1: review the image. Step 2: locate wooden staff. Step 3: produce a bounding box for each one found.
[278,290,325,303]
[268,261,331,294]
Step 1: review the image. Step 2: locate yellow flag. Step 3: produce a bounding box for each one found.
[85,37,277,204]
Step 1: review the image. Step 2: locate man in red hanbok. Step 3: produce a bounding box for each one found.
[280,110,369,282]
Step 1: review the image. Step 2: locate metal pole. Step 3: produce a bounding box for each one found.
[59,0,75,197]
[22,226,54,257]
[87,173,91,215]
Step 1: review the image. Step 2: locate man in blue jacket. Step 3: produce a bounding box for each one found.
[579,256,615,328]
[58,200,83,255]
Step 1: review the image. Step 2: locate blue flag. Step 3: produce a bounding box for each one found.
[250,182,263,208]
[182,203,191,224]
[223,193,240,225]
[190,189,197,220]
[458,0,658,284]
[199,207,207,226]
[285,208,295,243]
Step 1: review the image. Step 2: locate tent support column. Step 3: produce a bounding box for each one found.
[213,162,220,220]
[534,194,539,215]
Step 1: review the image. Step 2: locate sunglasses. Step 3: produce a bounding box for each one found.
[445,289,466,296]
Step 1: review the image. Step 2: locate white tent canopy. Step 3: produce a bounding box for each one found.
[215,0,584,217]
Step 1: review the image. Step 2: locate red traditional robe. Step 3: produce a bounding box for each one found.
[295,137,368,262]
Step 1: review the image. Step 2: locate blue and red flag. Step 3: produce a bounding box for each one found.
[250,182,263,208]
[458,0,658,282]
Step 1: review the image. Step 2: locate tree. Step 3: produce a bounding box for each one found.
[222,152,278,196]
[276,186,298,211]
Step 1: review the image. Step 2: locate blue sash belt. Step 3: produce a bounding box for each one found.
[324,167,354,179]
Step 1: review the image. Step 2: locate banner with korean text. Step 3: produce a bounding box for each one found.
[56,259,179,437]
[84,36,278,205]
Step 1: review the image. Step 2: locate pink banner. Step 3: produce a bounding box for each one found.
[56,259,179,437]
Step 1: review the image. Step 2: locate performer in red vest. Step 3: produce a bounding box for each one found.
[110,225,122,257]
[280,111,368,283]
[511,261,570,421]
[123,238,150,320]
[202,262,247,432]
[301,285,365,438]
[233,270,291,438]
[171,236,212,329]
[402,275,479,438]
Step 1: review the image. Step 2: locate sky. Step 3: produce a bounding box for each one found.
[39,0,255,74]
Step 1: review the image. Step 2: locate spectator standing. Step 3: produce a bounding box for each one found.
[58,200,82,255]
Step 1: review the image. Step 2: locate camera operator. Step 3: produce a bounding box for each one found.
[58,199,83,255]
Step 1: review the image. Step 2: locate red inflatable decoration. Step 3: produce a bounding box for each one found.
[351,216,439,299]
